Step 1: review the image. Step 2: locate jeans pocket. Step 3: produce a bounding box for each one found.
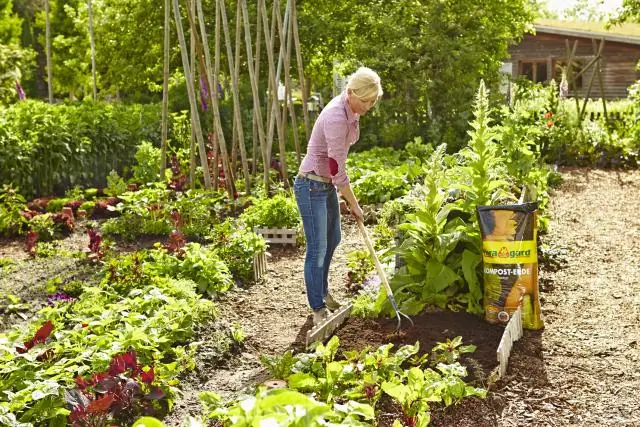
[309,180,329,192]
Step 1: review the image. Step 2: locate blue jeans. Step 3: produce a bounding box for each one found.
[294,176,341,310]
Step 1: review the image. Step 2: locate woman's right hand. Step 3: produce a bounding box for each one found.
[350,204,364,222]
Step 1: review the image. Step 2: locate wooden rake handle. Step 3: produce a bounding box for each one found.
[355,218,395,303]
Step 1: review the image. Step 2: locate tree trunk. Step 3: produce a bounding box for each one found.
[171,0,211,188]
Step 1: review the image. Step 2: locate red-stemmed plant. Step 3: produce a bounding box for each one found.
[65,350,165,426]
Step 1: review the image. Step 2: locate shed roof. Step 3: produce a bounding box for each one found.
[534,19,640,46]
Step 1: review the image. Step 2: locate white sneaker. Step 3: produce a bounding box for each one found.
[313,307,330,326]
[325,293,341,311]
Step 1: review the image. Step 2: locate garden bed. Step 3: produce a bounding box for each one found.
[2,168,639,426]
[335,310,504,379]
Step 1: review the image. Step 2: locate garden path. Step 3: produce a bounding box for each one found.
[485,167,640,426]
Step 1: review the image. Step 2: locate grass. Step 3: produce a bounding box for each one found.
[535,18,640,39]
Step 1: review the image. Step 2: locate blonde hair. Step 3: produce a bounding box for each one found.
[346,67,383,101]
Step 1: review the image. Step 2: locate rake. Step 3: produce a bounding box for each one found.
[355,217,413,331]
[305,218,414,349]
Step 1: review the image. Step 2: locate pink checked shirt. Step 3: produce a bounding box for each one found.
[299,91,359,186]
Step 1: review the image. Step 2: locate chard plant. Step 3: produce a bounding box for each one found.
[202,336,485,426]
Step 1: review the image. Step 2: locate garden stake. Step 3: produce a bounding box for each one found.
[356,218,414,331]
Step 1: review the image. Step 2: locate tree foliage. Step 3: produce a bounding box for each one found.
[610,0,640,24]
[298,0,535,149]
[3,0,536,148]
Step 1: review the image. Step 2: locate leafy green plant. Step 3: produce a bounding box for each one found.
[132,141,162,184]
[346,249,374,292]
[105,170,127,197]
[0,101,161,198]
[145,243,234,297]
[28,214,56,241]
[33,241,71,258]
[388,174,483,316]
[430,336,477,365]
[0,184,28,236]
[353,168,411,205]
[213,220,267,284]
[239,193,300,230]
[44,198,69,213]
[260,350,297,380]
[201,388,339,427]
[65,185,86,201]
[207,336,485,426]
[455,80,514,213]
[0,268,217,425]
[230,322,245,343]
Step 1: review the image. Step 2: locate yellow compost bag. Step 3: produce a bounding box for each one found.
[477,202,543,330]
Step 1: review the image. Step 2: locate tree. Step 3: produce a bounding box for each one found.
[562,0,610,22]
[0,0,21,43]
[298,0,535,150]
[610,0,640,24]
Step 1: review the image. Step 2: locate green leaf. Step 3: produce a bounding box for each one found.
[132,417,165,427]
[381,381,409,404]
[287,373,319,390]
[425,259,459,294]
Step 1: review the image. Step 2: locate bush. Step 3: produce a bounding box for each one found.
[0,100,161,197]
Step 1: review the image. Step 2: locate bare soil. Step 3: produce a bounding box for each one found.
[2,167,639,426]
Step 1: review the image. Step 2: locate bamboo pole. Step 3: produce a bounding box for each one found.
[252,0,263,178]
[283,0,301,165]
[579,39,605,121]
[160,0,170,181]
[219,0,251,193]
[264,0,277,161]
[44,0,53,103]
[564,39,580,114]
[87,0,97,100]
[189,0,197,188]
[193,0,234,198]
[291,0,310,141]
[240,0,268,189]
[171,0,211,188]
[595,39,608,126]
[233,1,243,174]
[261,0,290,188]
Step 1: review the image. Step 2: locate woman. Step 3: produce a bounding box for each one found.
[294,66,383,325]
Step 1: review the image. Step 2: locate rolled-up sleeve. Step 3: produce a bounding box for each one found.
[325,119,349,186]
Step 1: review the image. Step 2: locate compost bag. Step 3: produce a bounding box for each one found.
[477,203,543,330]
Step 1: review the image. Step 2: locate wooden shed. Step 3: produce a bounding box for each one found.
[506,19,640,99]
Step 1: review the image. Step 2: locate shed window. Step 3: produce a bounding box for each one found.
[519,61,548,83]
